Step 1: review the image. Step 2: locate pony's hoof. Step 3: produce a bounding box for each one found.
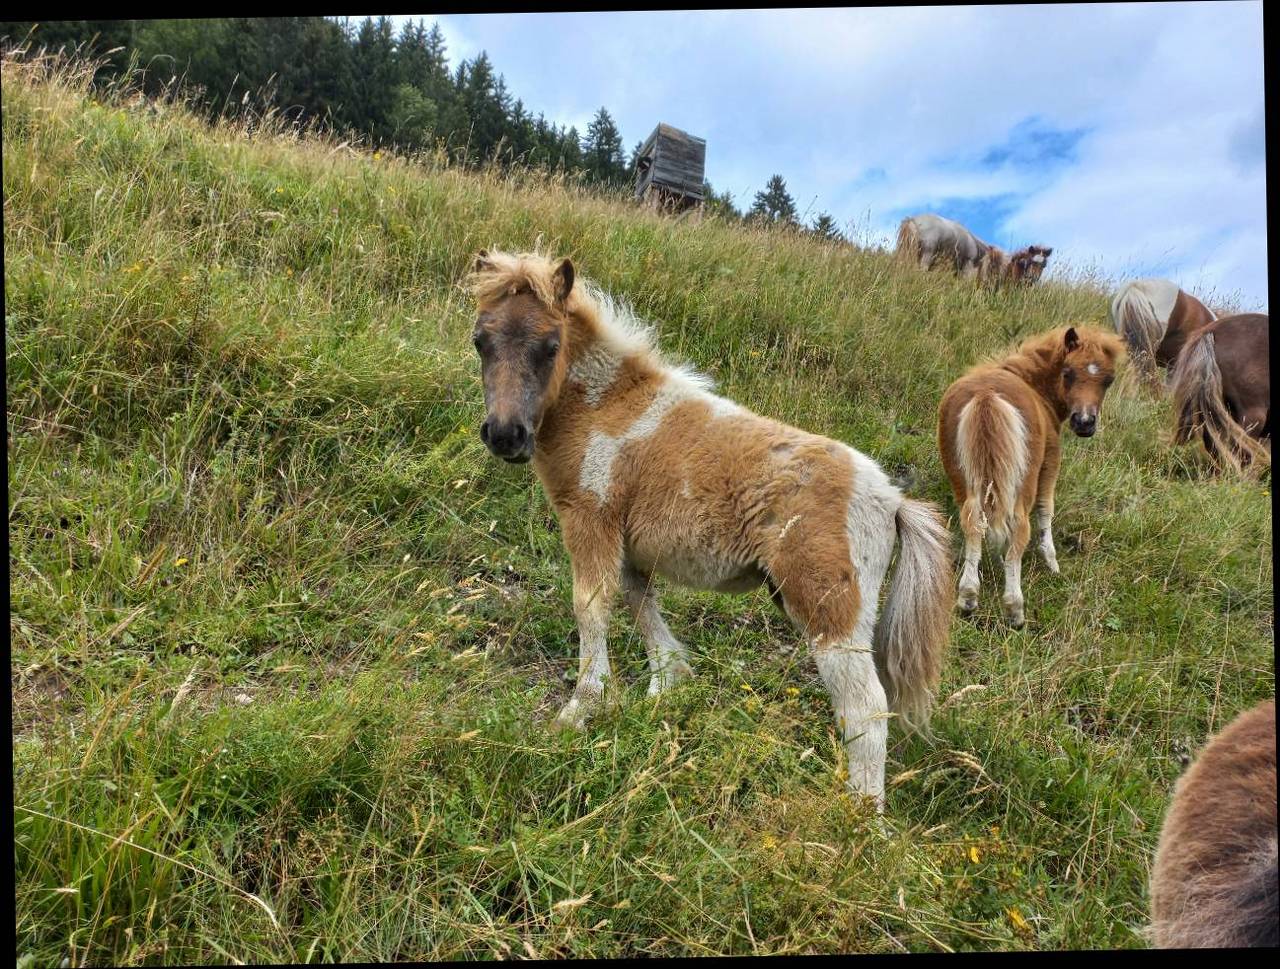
[552,698,591,731]
[957,591,979,614]
[647,662,694,696]
[1005,609,1026,629]
[1042,554,1060,574]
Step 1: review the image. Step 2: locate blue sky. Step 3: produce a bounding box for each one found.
[389,4,1266,309]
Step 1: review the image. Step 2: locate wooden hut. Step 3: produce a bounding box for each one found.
[634,123,706,211]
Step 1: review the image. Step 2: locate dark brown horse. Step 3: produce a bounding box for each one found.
[1170,313,1270,474]
[1110,278,1216,385]
[1149,698,1277,948]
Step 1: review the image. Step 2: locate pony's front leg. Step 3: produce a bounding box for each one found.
[1002,510,1032,628]
[622,567,693,696]
[1035,440,1062,574]
[554,547,623,731]
[956,496,985,613]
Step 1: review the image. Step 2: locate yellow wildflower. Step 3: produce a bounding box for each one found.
[786,686,800,696]
[740,682,753,692]
[968,845,981,864]
[1007,906,1031,933]
[174,557,189,567]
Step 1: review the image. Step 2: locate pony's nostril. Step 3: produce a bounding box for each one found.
[512,424,528,446]
[480,421,491,444]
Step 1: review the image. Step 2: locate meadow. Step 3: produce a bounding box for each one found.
[7,53,1273,961]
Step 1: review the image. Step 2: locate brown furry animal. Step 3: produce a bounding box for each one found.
[1150,699,1278,948]
[1170,312,1270,475]
[937,326,1125,626]
[466,249,954,812]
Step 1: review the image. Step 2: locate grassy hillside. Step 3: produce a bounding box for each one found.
[7,54,1273,962]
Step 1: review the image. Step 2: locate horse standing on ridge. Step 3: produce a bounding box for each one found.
[896,213,1052,286]
[937,326,1124,627]
[1169,312,1270,474]
[465,249,954,812]
[1109,278,1216,384]
[1149,698,1277,948]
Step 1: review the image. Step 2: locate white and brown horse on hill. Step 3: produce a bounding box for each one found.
[896,213,1052,287]
[937,326,1125,627]
[466,249,953,811]
[1110,278,1216,385]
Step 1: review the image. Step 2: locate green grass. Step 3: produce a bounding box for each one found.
[8,52,1273,962]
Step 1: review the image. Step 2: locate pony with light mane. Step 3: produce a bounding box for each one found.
[1169,312,1270,475]
[937,326,1125,627]
[1110,278,1216,385]
[466,249,954,811]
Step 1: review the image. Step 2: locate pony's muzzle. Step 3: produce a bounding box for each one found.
[1069,412,1097,437]
[481,418,534,463]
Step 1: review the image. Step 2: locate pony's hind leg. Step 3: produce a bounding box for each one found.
[957,495,986,613]
[772,487,894,812]
[622,567,693,696]
[814,642,889,812]
[1002,507,1032,628]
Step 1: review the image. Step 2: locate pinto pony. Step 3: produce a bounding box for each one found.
[1169,313,1270,474]
[937,326,1124,627]
[1109,278,1216,384]
[1149,698,1277,948]
[897,214,1052,287]
[466,249,953,810]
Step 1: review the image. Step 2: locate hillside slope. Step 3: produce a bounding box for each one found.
[7,55,1273,961]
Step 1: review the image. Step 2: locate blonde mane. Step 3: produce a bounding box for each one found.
[467,248,713,391]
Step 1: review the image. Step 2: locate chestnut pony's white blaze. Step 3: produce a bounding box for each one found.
[467,249,953,811]
[938,326,1125,627]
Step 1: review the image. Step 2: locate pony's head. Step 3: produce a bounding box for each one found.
[1058,325,1124,437]
[466,250,576,463]
[1010,245,1053,284]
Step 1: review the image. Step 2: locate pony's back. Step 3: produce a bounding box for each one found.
[1150,699,1278,948]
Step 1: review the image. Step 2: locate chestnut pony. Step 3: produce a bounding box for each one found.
[466,249,953,811]
[1170,312,1270,474]
[937,326,1125,627]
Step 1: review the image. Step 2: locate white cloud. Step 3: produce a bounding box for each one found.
[387,4,1266,307]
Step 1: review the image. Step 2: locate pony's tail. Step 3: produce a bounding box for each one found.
[980,246,1006,287]
[874,497,953,733]
[1111,285,1167,384]
[1169,330,1270,475]
[955,392,1029,548]
[895,218,921,265]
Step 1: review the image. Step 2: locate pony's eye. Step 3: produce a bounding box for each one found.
[1063,368,1075,384]
[472,333,484,351]
[1103,375,1114,388]
[544,340,560,359]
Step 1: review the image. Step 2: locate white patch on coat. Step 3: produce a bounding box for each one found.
[568,345,621,406]
[842,446,903,645]
[579,377,701,501]
[1086,363,1099,375]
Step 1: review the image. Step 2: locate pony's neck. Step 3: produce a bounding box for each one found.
[1001,343,1069,421]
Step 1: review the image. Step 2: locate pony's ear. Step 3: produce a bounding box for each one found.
[552,258,575,304]
[1041,246,1053,257]
[473,249,492,274]
[1064,326,1080,352]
